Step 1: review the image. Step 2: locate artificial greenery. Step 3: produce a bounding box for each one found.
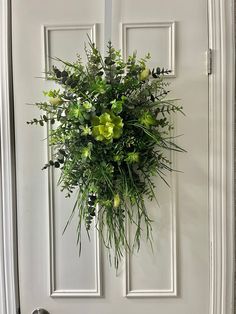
[28,39,184,268]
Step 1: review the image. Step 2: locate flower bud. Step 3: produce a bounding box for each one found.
[49,97,62,106]
[139,67,150,81]
[113,194,120,208]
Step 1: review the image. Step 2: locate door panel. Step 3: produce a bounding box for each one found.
[113,0,209,309]
[45,24,101,298]
[12,0,209,313]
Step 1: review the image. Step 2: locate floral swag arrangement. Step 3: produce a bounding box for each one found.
[28,40,184,267]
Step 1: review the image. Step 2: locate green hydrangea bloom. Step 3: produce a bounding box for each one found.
[92,112,123,142]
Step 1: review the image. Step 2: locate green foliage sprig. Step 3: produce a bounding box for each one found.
[28,39,184,268]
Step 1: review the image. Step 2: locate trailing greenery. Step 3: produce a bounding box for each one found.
[28,39,184,268]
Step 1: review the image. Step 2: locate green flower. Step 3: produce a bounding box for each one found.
[49,97,62,106]
[80,124,92,136]
[110,96,126,114]
[69,106,83,119]
[83,101,94,112]
[91,79,107,94]
[125,152,140,163]
[139,111,156,128]
[139,67,150,81]
[69,102,90,121]
[114,154,124,163]
[81,144,92,159]
[44,89,62,106]
[92,112,123,142]
[113,194,120,208]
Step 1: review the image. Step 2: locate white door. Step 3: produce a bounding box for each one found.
[12,0,209,313]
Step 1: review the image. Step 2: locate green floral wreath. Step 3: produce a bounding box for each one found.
[28,39,184,268]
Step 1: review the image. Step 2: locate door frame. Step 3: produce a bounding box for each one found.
[0,0,19,314]
[207,0,235,313]
[0,0,235,313]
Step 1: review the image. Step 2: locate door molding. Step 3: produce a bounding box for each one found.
[208,0,235,313]
[0,0,19,314]
[0,0,234,313]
